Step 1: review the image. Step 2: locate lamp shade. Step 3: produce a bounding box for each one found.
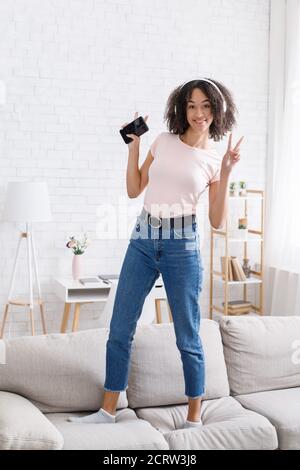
[2,182,52,223]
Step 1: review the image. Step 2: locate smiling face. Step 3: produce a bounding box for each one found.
[185,87,214,133]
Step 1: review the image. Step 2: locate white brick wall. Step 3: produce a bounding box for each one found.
[0,0,270,336]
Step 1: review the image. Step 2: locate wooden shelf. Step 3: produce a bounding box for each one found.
[209,189,265,318]
[213,304,254,315]
[228,196,263,200]
[212,230,263,241]
[212,303,262,316]
[213,277,262,285]
[214,237,263,242]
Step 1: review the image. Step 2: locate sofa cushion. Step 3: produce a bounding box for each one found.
[46,408,168,450]
[235,387,300,450]
[135,396,277,450]
[0,329,128,412]
[127,320,229,408]
[0,391,64,450]
[219,316,300,395]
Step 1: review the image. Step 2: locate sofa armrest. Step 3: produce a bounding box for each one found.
[0,391,64,450]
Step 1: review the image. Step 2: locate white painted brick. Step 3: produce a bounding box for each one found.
[0,0,270,334]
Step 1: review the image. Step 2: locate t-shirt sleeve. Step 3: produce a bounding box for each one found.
[150,132,163,158]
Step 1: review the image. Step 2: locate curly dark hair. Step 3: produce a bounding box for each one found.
[163,78,238,142]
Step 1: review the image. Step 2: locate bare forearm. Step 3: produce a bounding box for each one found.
[210,132,244,228]
[210,171,230,229]
[126,148,141,198]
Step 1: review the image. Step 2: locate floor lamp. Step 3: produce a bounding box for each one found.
[1,182,52,337]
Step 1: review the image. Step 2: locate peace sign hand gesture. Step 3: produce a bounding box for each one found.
[221,133,244,176]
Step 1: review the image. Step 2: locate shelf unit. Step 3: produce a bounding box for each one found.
[209,189,265,318]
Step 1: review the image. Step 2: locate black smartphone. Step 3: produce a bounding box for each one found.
[119,116,149,144]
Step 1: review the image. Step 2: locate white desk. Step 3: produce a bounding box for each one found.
[54,276,172,333]
[54,278,114,333]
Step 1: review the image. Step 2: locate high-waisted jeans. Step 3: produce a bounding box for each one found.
[103,209,205,399]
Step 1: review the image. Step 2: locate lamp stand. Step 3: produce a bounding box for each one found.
[0,223,47,338]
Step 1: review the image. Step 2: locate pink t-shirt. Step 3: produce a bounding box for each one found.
[143,132,222,218]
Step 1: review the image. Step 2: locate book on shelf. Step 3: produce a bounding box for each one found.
[220,256,246,281]
[227,308,252,315]
[231,257,247,281]
[220,256,233,281]
[222,300,252,309]
[98,274,119,281]
[79,277,110,287]
[223,306,252,313]
[222,300,252,314]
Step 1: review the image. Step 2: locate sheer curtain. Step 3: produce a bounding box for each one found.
[264,0,300,315]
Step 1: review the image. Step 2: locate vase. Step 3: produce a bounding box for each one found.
[242,258,251,278]
[72,254,83,280]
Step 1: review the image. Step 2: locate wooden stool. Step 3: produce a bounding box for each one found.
[1,299,47,338]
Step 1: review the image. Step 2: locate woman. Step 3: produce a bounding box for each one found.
[69,78,243,428]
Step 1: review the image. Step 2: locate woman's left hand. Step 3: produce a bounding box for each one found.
[221,133,244,176]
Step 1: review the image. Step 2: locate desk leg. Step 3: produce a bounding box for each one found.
[155,299,173,324]
[61,303,71,333]
[0,304,10,339]
[29,308,35,336]
[155,299,162,323]
[39,301,47,334]
[167,302,173,322]
[72,303,81,332]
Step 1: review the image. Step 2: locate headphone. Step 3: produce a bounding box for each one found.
[175,78,227,114]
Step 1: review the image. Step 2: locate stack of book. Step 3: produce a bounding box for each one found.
[79,277,111,287]
[222,300,252,315]
[220,256,247,281]
[98,274,119,281]
[79,274,120,288]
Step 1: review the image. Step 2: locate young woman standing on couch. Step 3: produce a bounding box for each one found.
[69,78,243,428]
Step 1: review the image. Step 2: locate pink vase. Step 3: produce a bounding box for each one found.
[72,254,83,280]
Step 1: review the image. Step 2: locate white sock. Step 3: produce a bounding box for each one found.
[183,418,203,429]
[67,408,116,424]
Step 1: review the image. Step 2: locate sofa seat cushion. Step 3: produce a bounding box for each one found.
[235,387,300,450]
[135,396,277,450]
[128,320,230,409]
[0,391,64,450]
[45,408,168,450]
[0,329,128,412]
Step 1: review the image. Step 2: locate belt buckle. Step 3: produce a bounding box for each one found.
[149,214,162,228]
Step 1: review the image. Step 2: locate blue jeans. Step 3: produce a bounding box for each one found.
[104,210,205,399]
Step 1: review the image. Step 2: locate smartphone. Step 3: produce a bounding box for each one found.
[119,116,149,144]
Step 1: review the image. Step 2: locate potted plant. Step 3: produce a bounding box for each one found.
[238,217,248,239]
[66,233,90,280]
[239,181,247,196]
[229,182,237,197]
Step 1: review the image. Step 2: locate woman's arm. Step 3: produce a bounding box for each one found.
[126,148,154,198]
[123,112,149,198]
[208,133,244,229]
[208,173,230,229]
[126,147,141,198]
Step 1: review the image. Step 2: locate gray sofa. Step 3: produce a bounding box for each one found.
[0,315,299,450]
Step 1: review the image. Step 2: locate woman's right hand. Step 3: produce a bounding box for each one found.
[121,111,149,152]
